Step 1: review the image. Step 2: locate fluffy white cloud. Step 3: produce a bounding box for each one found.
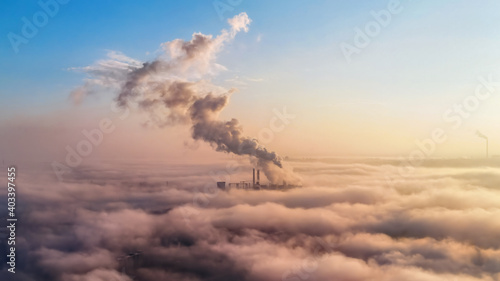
[11,158,500,280]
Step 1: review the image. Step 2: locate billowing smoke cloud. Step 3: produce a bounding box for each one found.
[70,13,299,184]
[189,92,283,168]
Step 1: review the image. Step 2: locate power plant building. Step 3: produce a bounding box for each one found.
[216,168,299,191]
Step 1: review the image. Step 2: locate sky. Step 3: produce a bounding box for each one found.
[2,2,500,280]
[2,0,500,160]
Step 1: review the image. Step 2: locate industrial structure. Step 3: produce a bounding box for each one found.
[216,168,300,191]
[476,130,489,158]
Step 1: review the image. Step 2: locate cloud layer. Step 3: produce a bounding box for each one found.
[2,158,500,280]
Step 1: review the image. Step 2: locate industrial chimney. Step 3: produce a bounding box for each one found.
[253,168,255,187]
[257,169,260,185]
[476,131,489,158]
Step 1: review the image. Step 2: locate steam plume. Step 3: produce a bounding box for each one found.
[475,130,489,158]
[70,13,299,184]
[475,130,488,140]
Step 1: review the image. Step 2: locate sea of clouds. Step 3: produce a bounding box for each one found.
[1,158,500,281]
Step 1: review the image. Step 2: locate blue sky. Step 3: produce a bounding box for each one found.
[2,0,500,157]
[0,0,406,112]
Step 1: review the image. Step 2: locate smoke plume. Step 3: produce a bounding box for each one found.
[476,130,488,140]
[70,13,299,184]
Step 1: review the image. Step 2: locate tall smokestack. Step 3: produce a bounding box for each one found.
[476,130,489,158]
[487,139,489,158]
[257,169,260,185]
[253,168,255,187]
